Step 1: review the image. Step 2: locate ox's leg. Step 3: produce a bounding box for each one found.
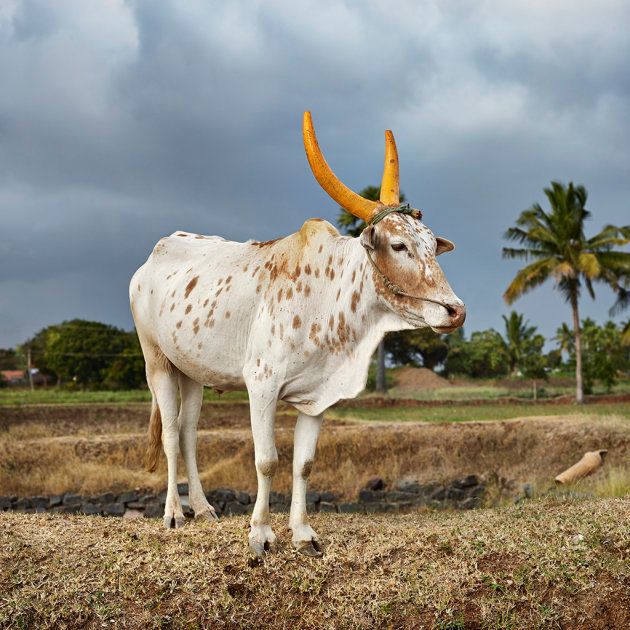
[178,374,218,522]
[150,369,185,529]
[247,393,279,557]
[289,412,324,557]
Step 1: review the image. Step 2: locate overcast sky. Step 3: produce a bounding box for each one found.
[1,0,629,348]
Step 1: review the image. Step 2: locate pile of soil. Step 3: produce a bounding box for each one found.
[392,367,451,392]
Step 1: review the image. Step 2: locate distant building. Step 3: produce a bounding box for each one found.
[1,370,25,385]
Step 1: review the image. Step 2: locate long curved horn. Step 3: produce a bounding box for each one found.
[303,111,379,222]
[379,130,399,205]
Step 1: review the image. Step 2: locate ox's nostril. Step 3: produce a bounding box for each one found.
[446,303,466,322]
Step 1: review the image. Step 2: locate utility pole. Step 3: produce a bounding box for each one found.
[376,339,387,393]
[27,347,34,392]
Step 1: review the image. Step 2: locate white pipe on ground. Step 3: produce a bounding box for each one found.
[555,450,608,485]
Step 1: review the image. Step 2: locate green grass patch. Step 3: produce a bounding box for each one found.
[0,388,249,406]
[328,402,630,423]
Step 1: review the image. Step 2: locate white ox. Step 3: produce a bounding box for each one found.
[129,112,465,557]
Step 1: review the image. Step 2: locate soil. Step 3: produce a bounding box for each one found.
[391,367,451,392]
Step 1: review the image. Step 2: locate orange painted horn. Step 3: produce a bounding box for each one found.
[303,112,380,222]
[379,130,399,205]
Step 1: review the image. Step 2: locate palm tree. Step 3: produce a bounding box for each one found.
[336,186,405,393]
[503,181,630,403]
[502,311,537,375]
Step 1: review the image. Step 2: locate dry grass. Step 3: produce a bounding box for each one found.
[1,402,629,500]
[1,497,628,629]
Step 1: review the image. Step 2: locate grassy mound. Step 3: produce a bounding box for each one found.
[1,497,628,629]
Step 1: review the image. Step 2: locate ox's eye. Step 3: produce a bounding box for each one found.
[391,242,408,253]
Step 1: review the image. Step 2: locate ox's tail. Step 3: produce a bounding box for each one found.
[144,398,162,472]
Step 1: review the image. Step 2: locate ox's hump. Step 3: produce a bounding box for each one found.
[298,218,339,243]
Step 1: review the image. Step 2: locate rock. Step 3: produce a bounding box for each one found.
[138,493,157,505]
[459,497,480,510]
[62,494,82,506]
[123,509,144,520]
[48,495,63,508]
[31,496,49,508]
[144,504,163,519]
[34,507,46,513]
[319,491,335,503]
[395,479,422,493]
[453,475,479,489]
[306,502,317,513]
[14,498,33,510]
[269,503,288,513]
[126,501,146,510]
[80,503,100,515]
[338,503,365,514]
[358,490,381,503]
[382,491,418,502]
[430,486,447,501]
[177,483,189,495]
[268,491,285,504]
[236,491,250,505]
[319,502,337,513]
[102,502,125,517]
[306,492,320,504]
[363,477,385,491]
[224,502,251,516]
[0,497,12,510]
[95,492,116,504]
[467,485,486,498]
[446,487,465,501]
[117,491,139,504]
[213,488,237,503]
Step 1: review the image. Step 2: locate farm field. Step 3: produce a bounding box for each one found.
[1,497,629,629]
[1,398,629,500]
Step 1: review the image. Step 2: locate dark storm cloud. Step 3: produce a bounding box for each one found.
[1,0,629,346]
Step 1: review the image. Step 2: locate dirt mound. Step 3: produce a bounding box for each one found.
[392,367,451,392]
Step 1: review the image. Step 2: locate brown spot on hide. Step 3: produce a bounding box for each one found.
[256,284,261,293]
[171,290,176,298]
[330,269,335,280]
[327,255,333,266]
[226,275,232,284]
[318,245,323,253]
[258,459,277,477]
[177,233,187,237]
[301,460,313,479]
[243,265,248,272]
[277,288,283,302]
[351,291,360,312]
[293,264,301,278]
[286,287,293,300]
[216,287,223,297]
[305,264,312,275]
[193,317,200,334]
[271,324,275,336]
[185,267,193,274]
[293,315,301,329]
[336,288,341,301]
[314,269,320,279]
[203,298,209,307]
[328,315,334,329]
[176,321,182,329]
[304,285,311,298]
[253,238,280,248]
[352,270,356,283]
[170,303,175,312]
[184,276,199,298]
[185,304,192,314]
[218,278,223,285]
[296,281,303,293]
[256,358,261,367]
[225,311,231,319]
[309,322,322,345]
[252,266,260,277]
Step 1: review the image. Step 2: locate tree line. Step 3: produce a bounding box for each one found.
[339,181,630,402]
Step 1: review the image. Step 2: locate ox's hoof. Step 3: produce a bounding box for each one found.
[196,508,219,523]
[249,539,278,558]
[295,540,323,558]
[164,515,186,529]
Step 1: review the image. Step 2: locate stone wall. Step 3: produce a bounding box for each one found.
[0,475,531,519]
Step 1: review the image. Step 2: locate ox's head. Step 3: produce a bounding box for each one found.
[303,111,465,333]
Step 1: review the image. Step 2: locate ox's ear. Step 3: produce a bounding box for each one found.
[436,237,455,256]
[360,225,376,251]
